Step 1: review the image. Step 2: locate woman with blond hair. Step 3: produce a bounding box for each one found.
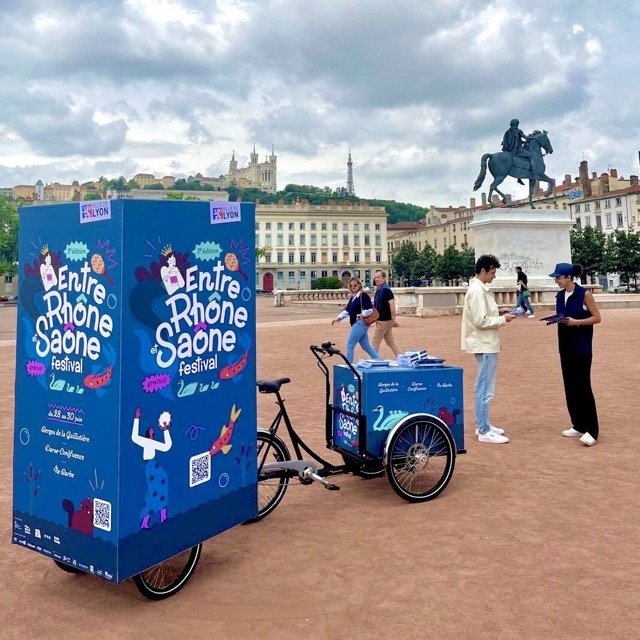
[332,277,382,363]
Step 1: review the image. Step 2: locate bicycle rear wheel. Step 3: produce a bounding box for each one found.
[385,415,455,502]
[245,430,291,523]
[133,544,202,600]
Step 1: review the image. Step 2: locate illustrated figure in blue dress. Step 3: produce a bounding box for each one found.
[131,408,173,529]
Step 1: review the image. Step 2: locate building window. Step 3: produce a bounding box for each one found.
[354,235,360,245]
[375,252,381,262]
[343,252,349,262]
[375,223,380,231]
[321,270,328,278]
[277,252,283,263]
[310,270,317,280]
[434,239,437,249]
[595,202,601,210]
[288,222,294,230]
[364,223,370,230]
[585,203,590,212]
[266,222,271,230]
[5,275,13,283]
[332,234,338,245]
[595,215,602,230]
[277,222,283,230]
[332,270,338,277]
[575,205,580,213]
[354,223,359,231]
[288,234,294,246]
[617,213,624,227]
[364,234,370,246]
[300,251,306,263]
[288,270,295,281]
[606,213,612,228]
[321,222,327,230]
[264,235,272,246]
[342,235,349,246]
[311,252,317,263]
[332,223,338,231]
[277,234,283,247]
[276,271,283,285]
[288,253,294,263]
[343,223,349,230]
[375,235,381,246]
[332,252,338,262]
[464,234,467,245]
[311,234,317,245]
[300,234,306,245]
[300,222,306,230]
[255,223,259,230]
[452,223,456,231]
[444,238,447,248]
[616,198,622,206]
[299,270,306,280]
[605,200,610,208]
[255,233,259,246]
[453,236,456,246]
[585,215,591,227]
[354,252,360,262]
[311,223,316,230]
[265,252,272,262]
[321,234,327,246]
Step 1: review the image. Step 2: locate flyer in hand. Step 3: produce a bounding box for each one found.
[540,314,565,325]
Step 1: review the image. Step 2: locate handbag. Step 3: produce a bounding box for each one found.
[360,295,380,326]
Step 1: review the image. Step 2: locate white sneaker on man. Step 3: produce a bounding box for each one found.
[475,425,505,436]
[580,432,597,446]
[478,431,509,444]
[562,427,582,437]
[528,314,536,318]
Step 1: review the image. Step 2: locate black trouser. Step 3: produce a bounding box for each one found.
[560,353,599,439]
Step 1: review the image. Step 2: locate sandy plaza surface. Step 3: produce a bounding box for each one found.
[1,298,640,640]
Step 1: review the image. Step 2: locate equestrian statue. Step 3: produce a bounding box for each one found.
[473,119,556,209]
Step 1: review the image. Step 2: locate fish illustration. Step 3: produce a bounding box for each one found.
[84,365,113,389]
[209,405,241,457]
[219,350,249,381]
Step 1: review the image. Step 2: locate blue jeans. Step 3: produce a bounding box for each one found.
[346,320,381,362]
[517,292,534,314]
[474,353,498,434]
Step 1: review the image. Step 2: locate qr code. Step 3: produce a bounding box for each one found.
[189,452,211,487]
[93,498,112,532]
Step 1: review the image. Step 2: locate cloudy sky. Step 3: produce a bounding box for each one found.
[1,0,638,207]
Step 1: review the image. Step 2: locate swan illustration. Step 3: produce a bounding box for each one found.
[372,405,409,431]
[49,373,66,392]
[198,383,210,393]
[177,379,198,398]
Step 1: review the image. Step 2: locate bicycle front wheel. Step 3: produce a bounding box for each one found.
[245,430,291,523]
[133,544,202,600]
[385,415,456,502]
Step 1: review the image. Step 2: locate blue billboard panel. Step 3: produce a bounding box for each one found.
[13,200,257,581]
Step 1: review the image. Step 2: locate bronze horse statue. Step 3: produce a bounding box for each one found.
[473,130,555,209]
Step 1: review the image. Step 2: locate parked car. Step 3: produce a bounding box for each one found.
[255,288,268,294]
[0,294,17,303]
[613,284,639,293]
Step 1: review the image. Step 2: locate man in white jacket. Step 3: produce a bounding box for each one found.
[461,254,516,444]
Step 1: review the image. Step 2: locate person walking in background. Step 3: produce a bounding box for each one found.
[332,276,382,363]
[515,266,535,317]
[371,269,401,357]
[549,263,602,446]
[461,254,517,444]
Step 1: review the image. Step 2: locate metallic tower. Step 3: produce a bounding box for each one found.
[346,148,355,196]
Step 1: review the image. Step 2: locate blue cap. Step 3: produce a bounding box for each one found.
[549,263,573,278]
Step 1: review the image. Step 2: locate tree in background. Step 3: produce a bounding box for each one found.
[144,183,165,190]
[0,197,18,275]
[570,226,607,283]
[436,246,467,285]
[459,246,476,281]
[607,229,640,287]
[391,242,420,284]
[311,276,343,290]
[415,244,439,285]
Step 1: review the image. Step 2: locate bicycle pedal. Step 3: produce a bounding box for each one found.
[324,482,340,491]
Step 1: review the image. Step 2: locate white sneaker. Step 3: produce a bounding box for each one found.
[475,425,505,436]
[562,427,582,437]
[580,432,597,446]
[478,431,509,444]
[528,314,536,318]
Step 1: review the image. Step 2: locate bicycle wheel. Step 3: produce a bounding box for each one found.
[384,415,456,502]
[53,560,83,575]
[133,544,202,600]
[245,430,291,523]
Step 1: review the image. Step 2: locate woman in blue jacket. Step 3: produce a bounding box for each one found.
[549,263,601,446]
[332,277,381,363]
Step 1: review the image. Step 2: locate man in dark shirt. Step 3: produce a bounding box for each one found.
[515,266,535,317]
[371,270,400,357]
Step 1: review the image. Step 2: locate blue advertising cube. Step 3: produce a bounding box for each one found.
[332,364,465,458]
[13,199,257,581]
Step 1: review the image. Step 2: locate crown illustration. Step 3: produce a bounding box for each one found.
[161,245,173,257]
[41,244,49,255]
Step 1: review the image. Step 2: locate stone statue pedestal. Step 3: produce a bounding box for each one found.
[469,208,574,293]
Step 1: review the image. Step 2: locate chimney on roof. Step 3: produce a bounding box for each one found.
[580,161,592,197]
[630,175,638,187]
[610,168,618,178]
[564,174,572,187]
[602,174,610,193]
[481,192,487,206]
[470,197,476,208]
[592,171,597,180]
[505,194,512,203]
[491,194,500,205]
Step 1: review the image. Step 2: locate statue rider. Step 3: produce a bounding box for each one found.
[501,119,535,185]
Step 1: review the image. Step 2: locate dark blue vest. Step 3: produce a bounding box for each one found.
[556,284,593,355]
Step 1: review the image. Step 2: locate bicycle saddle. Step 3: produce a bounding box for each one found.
[256,378,291,394]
